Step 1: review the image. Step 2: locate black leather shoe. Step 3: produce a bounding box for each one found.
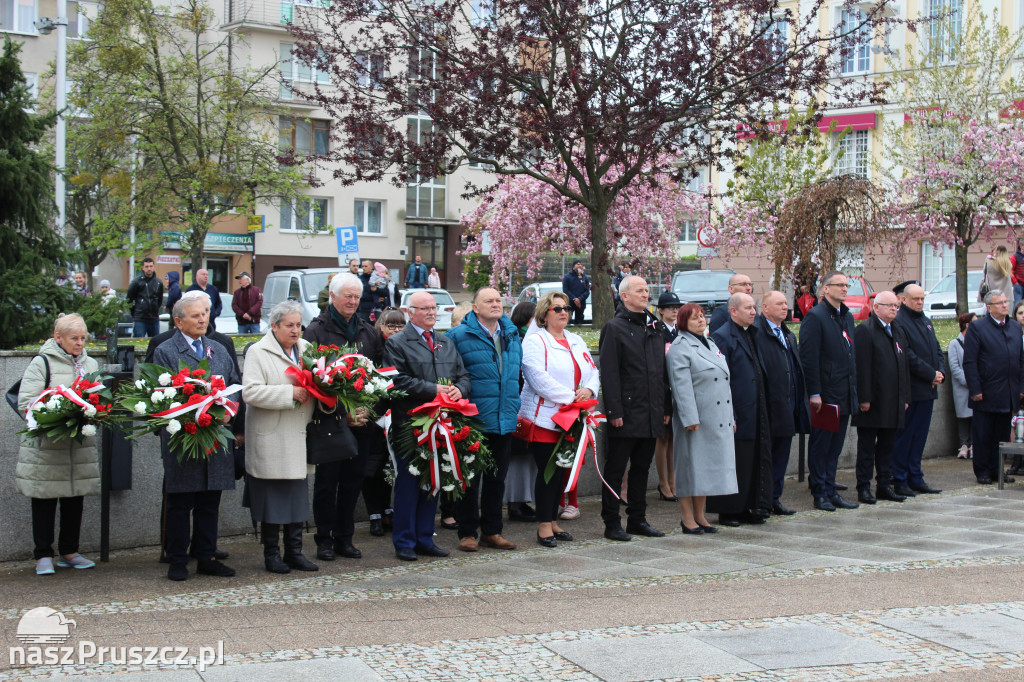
[814,496,836,512]
[894,485,917,497]
[772,502,796,516]
[552,531,574,541]
[910,482,942,494]
[740,512,767,525]
[167,564,188,581]
[830,494,859,510]
[213,549,229,560]
[415,544,450,557]
[977,475,993,485]
[196,560,235,577]
[718,515,741,527]
[536,533,557,548]
[369,518,385,536]
[626,521,665,537]
[284,554,319,572]
[508,503,537,522]
[316,542,335,561]
[680,522,704,535]
[440,518,458,530]
[835,483,848,491]
[396,547,417,561]
[857,489,877,505]
[876,486,906,502]
[699,524,719,533]
[335,541,362,559]
[604,527,631,542]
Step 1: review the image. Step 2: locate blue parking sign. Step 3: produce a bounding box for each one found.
[336,225,359,254]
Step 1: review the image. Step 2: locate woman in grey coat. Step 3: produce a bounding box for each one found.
[666,303,737,534]
[946,312,975,459]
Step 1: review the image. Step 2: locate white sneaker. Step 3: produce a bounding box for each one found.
[56,554,96,569]
[559,505,580,520]
[35,558,55,575]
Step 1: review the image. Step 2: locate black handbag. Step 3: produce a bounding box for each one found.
[6,356,49,419]
[306,404,358,465]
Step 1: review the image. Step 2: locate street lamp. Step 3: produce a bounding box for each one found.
[34,0,68,239]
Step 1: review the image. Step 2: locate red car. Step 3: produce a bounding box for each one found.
[842,275,877,321]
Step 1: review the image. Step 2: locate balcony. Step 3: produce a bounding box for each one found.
[222,0,328,33]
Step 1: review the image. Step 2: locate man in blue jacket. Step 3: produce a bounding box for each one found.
[446,288,522,551]
[562,260,590,326]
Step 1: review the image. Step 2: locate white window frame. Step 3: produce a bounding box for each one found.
[354,52,387,89]
[1,0,37,34]
[354,199,384,235]
[838,8,871,75]
[678,220,698,244]
[927,0,962,64]
[67,1,97,39]
[834,129,870,179]
[406,113,446,218]
[280,196,330,233]
[759,16,788,63]
[920,241,955,292]
[279,41,329,100]
[471,0,492,25]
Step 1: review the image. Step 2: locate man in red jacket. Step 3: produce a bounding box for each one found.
[231,272,263,333]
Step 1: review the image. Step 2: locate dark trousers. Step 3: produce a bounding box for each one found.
[313,428,369,545]
[808,413,850,498]
[31,496,84,560]
[856,427,897,490]
[392,453,440,551]
[892,400,934,487]
[770,436,794,503]
[570,300,585,326]
[972,410,1011,480]
[530,442,563,523]
[601,437,656,528]
[457,433,511,539]
[165,490,222,566]
[362,427,392,517]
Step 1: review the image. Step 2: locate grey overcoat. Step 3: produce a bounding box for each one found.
[666,331,738,497]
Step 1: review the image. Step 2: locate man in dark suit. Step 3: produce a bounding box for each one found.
[798,270,858,512]
[852,291,911,504]
[153,295,240,581]
[708,272,754,335]
[384,290,471,561]
[963,290,1024,484]
[755,290,809,516]
[710,292,773,526]
[891,282,944,497]
[562,260,591,326]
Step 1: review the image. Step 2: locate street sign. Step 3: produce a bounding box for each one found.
[247,215,265,233]
[696,246,718,258]
[697,225,717,248]
[336,225,359,254]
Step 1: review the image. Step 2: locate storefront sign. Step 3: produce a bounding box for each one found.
[160,231,255,253]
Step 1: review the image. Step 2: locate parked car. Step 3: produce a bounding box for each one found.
[843,275,877,321]
[512,282,593,323]
[670,269,735,316]
[923,271,985,320]
[156,291,265,335]
[262,268,340,328]
[399,288,457,330]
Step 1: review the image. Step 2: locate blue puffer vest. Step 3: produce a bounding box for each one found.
[445,311,522,434]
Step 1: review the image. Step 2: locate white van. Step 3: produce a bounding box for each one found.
[261,268,340,327]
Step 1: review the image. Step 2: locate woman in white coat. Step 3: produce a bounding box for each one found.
[518,292,601,547]
[666,303,737,535]
[243,300,317,574]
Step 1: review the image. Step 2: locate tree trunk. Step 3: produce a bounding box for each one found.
[590,208,613,328]
[954,240,969,316]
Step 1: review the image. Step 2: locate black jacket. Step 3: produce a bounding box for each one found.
[754,314,809,438]
[599,308,671,439]
[852,315,911,429]
[798,297,857,414]
[711,319,769,441]
[126,273,164,322]
[708,305,730,335]
[963,314,1024,414]
[383,324,471,434]
[895,305,944,402]
[302,307,383,364]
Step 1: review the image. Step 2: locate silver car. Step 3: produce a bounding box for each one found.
[923,271,985,319]
[399,288,457,330]
[513,282,593,323]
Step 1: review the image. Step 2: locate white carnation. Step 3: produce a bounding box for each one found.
[31,402,45,412]
[441,464,452,473]
[467,471,475,480]
[46,397,61,410]
[408,464,420,476]
[169,402,182,410]
[81,424,97,437]
[163,387,176,399]
[134,379,146,390]
[84,405,97,418]
[133,402,148,415]
[166,419,182,435]
[364,383,375,394]
[158,373,172,386]
[151,390,164,403]
[373,378,388,391]
[442,484,455,492]
[463,455,475,464]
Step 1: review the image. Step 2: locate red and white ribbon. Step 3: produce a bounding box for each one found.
[551,402,614,497]
[151,384,241,421]
[376,410,398,474]
[415,412,465,496]
[25,384,95,430]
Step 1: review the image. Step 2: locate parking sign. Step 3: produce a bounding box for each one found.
[335,225,359,254]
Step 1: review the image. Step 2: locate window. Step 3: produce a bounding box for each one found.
[1,0,36,33]
[408,47,437,112]
[471,0,492,24]
[280,197,329,232]
[68,1,96,39]
[759,17,788,64]
[839,9,871,75]
[406,114,446,218]
[279,42,329,99]
[678,220,698,243]
[834,129,869,178]
[278,116,329,155]
[921,241,955,292]
[355,52,387,88]
[927,0,962,63]
[354,199,382,234]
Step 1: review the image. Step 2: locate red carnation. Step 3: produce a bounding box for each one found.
[354,378,365,391]
[88,393,100,405]
[183,423,198,434]
[413,428,422,437]
[211,377,226,391]
[192,368,206,377]
[331,344,340,350]
[182,384,195,395]
[172,375,185,387]
[565,435,576,442]
[180,368,191,377]
[318,345,327,351]
[342,367,352,378]
[187,394,204,405]
[468,441,481,452]
[197,413,213,427]
[345,357,355,367]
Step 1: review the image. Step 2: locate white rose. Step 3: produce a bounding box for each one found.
[163,387,176,399]
[442,484,455,492]
[158,373,172,386]
[134,379,146,390]
[84,405,97,417]
[364,383,375,394]
[169,402,182,410]
[408,464,420,476]
[151,391,164,403]
[166,419,181,435]
[441,464,452,473]
[81,424,97,437]
[133,402,147,415]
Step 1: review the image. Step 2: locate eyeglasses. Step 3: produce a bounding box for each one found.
[549,306,571,314]
[875,303,899,309]
[385,323,405,330]
[825,282,850,288]
[989,300,1009,306]
[409,305,438,312]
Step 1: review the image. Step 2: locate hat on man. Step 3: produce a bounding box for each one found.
[892,280,920,296]
[657,291,682,308]
[235,271,252,280]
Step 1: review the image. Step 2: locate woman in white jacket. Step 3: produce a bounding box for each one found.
[519,292,601,547]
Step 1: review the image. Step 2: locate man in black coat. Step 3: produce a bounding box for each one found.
[126,257,164,338]
[710,293,773,526]
[599,276,670,541]
[891,282,945,496]
[852,292,912,505]
[755,290,809,516]
[303,272,384,562]
[708,272,754,335]
[562,260,591,326]
[963,290,1024,484]
[384,290,471,561]
[798,270,859,512]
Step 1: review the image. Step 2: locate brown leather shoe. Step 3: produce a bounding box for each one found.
[479,534,516,550]
[458,536,478,552]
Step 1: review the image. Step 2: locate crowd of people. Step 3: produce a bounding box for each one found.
[16,263,1020,579]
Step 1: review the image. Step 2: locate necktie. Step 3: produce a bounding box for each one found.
[774,326,786,347]
[422,330,435,351]
[884,324,892,337]
[193,339,203,358]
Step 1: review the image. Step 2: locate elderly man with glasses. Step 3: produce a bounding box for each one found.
[709,273,754,335]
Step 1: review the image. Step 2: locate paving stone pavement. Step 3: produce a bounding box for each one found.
[1,458,1023,681]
